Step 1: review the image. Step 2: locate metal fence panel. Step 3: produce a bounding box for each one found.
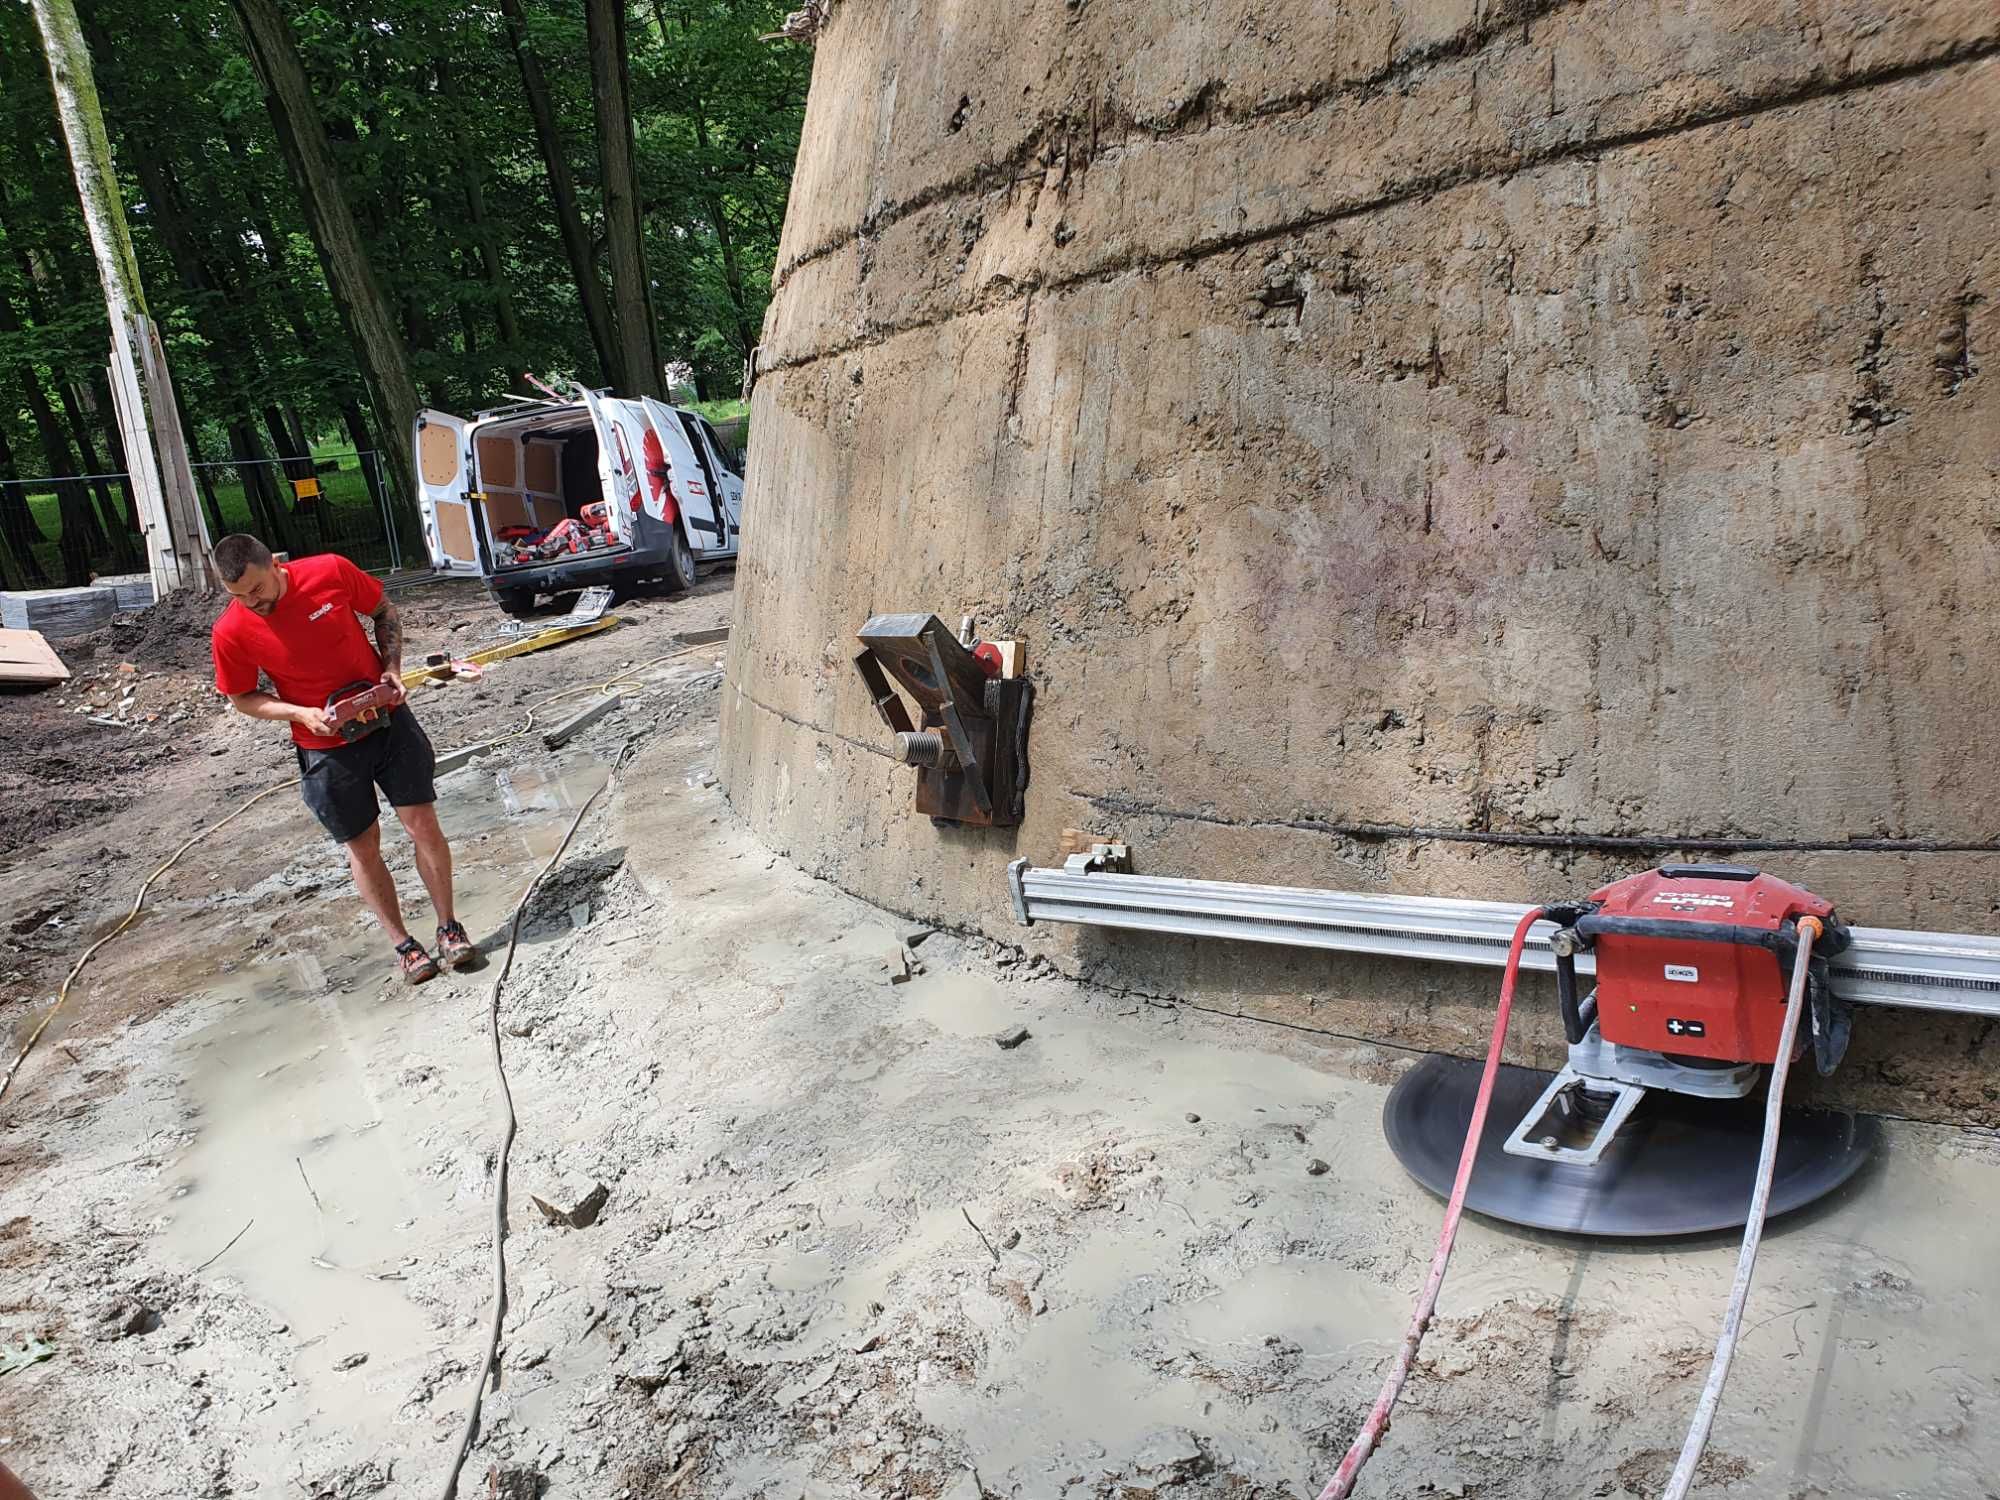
[1,449,412,592]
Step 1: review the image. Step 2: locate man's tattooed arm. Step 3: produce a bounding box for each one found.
[370,597,405,677]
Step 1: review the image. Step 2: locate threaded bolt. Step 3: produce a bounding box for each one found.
[894,731,946,767]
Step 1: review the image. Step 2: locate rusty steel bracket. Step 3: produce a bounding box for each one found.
[853,650,916,736]
[853,611,1032,828]
[927,631,993,816]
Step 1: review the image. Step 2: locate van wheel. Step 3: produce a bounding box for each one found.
[661,527,697,594]
[495,587,536,617]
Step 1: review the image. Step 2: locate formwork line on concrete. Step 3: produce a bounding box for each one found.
[771,0,1594,288]
[1071,790,2000,857]
[759,37,2000,380]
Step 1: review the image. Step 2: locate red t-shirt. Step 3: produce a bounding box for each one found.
[212,554,387,750]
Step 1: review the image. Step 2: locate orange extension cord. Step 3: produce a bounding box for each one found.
[1315,905,1546,1500]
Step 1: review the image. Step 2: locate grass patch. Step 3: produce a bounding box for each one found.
[686,397,750,425]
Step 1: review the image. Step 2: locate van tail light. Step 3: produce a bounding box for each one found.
[659,480,681,526]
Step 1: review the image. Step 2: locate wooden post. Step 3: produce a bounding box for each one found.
[28,0,211,596]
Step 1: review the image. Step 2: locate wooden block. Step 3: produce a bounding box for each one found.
[0,587,115,637]
[0,628,71,685]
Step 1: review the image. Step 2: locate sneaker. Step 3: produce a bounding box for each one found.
[395,937,440,986]
[435,920,482,972]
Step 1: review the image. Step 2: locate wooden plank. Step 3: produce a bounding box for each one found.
[0,629,71,685]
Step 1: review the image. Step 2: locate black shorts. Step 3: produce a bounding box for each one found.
[296,705,438,844]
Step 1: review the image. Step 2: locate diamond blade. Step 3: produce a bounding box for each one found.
[1383,1054,1878,1238]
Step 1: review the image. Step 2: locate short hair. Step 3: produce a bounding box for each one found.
[212,534,273,583]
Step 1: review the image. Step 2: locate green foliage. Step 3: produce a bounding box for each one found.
[0,0,807,561]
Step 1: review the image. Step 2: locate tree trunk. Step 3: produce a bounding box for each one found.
[653,0,759,366]
[182,417,227,540]
[227,130,382,456]
[498,0,618,388]
[12,249,116,558]
[437,61,524,364]
[452,247,482,357]
[263,403,325,543]
[586,0,662,399]
[0,422,50,586]
[32,0,210,593]
[0,280,93,583]
[56,375,125,561]
[230,0,419,513]
[228,418,296,555]
[281,402,313,461]
[341,397,393,543]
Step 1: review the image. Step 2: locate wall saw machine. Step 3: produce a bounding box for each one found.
[1008,850,2000,1496]
[1383,862,1874,1238]
[1007,850,1999,1238]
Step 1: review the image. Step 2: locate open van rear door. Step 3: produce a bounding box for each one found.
[639,397,726,551]
[413,409,481,573]
[577,387,645,525]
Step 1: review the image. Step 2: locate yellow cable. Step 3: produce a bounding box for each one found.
[0,780,299,1105]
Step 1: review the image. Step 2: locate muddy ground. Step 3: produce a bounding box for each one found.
[2,575,1997,1499]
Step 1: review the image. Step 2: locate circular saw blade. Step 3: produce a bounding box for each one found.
[1383,1054,1878,1238]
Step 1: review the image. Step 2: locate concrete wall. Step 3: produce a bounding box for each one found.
[721,1,2000,1122]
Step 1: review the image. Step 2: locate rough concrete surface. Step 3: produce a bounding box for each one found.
[718,1,2000,1122]
[3,580,1998,1498]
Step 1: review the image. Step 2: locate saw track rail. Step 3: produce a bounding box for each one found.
[1007,861,2000,1019]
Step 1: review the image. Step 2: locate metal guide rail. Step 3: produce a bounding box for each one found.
[1006,860,2000,1019]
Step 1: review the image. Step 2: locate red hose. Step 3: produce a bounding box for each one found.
[1316,905,1546,1500]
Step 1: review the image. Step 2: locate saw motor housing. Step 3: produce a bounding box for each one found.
[1581,864,1844,1064]
[1504,863,1853,1167]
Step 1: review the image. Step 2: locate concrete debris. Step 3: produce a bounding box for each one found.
[618,1330,685,1391]
[1127,1426,1210,1483]
[90,1298,158,1340]
[532,1182,610,1229]
[902,926,937,948]
[992,1025,1031,1050]
[333,1351,368,1371]
[486,1465,544,1499]
[1307,1158,1330,1176]
[1186,1112,1202,1123]
[304,1460,391,1499]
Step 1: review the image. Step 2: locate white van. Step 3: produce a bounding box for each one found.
[412,384,744,614]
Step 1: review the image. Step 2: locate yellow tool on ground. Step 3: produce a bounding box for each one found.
[402,614,619,690]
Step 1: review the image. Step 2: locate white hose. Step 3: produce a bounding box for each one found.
[1659,917,1822,1500]
[435,738,636,1498]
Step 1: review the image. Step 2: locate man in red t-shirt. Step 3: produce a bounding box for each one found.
[210,534,478,983]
